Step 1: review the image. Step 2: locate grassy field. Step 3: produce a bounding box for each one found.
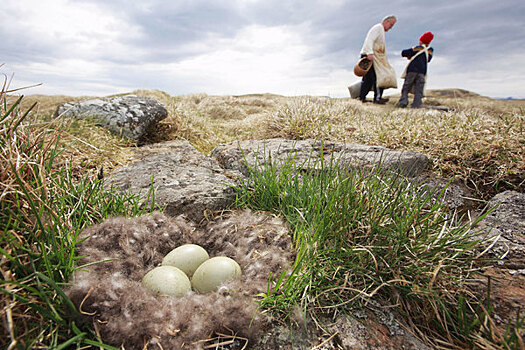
[2,86,525,348]
[23,88,523,200]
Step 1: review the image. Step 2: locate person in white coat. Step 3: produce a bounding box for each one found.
[359,15,397,104]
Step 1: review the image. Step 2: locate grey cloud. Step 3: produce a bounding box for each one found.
[3,0,525,97]
[81,0,249,63]
[388,1,525,64]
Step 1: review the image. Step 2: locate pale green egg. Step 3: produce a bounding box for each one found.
[142,266,191,297]
[191,256,242,293]
[162,244,209,277]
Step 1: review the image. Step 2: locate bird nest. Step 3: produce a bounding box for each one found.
[66,209,294,349]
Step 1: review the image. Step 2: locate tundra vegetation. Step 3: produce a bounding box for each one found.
[2,82,525,349]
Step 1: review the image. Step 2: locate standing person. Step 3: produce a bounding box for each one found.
[397,32,434,108]
[359,15,398,104]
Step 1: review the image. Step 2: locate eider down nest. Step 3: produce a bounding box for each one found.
[66,209,295,349]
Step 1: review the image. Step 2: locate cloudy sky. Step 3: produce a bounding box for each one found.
[2,0,524,98]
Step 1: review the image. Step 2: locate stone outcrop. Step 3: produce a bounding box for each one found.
[251,309,431,350]
[104,140,242,223]
[474,191,525,333]
[476,191,525,266]
[415,176,476,212]
[105,138,430,223]
[211,138,429,178]
[56,95,167,140]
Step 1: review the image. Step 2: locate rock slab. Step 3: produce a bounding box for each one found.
[211,138,429,178]
[56,95,167,140]
[477,190,525,268]
[104,140,241,223]
[474,190,525,332]
[106,138,431,224]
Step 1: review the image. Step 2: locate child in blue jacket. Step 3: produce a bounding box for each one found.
[397,32,434,108]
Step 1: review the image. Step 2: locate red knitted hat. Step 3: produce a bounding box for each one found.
[420,32,434,45]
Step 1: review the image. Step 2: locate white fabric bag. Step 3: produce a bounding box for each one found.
[373,39,397,89]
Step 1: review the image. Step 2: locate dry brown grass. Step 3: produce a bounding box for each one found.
[17,94,136,178]
[133,89,287,152]
[24,89,525,200]
[258,94,525,199]
[18,94,91,116]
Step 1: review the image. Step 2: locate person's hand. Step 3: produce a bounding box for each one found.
[367,54,374,61]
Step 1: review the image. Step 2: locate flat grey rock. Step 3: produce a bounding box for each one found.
[104,140,241,222]
[211,138,429,178]
[476,190,525,267]
[472,190,525,331]
[56,95,167,140]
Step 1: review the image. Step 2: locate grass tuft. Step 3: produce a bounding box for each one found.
[0,81,158,348]
[232,147,521,347]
